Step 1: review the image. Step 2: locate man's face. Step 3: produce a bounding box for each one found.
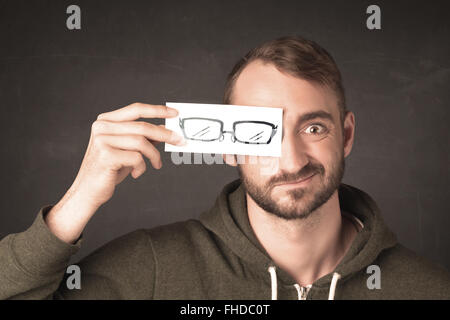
[230,60,351,220]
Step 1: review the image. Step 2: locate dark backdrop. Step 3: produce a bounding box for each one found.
[1,0,449,270]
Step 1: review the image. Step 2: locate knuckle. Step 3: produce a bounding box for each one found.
[152,125,164,140]
[137,136,148,148]
[91,120,104,135]
[132,152,144,164]
[152,126,165,141]
[131,103,143,118]
[96,144,112,161]
[153,148,161,159]
[125,103,139,115]
[93,134,106,147]
[146,146,158,160]
[136,121,149,134]
[130,102,142,111]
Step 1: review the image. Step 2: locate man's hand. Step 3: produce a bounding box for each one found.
[45,103,185,243]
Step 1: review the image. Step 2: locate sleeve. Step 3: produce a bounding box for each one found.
[0,205,157,300]
[0,204,81,299]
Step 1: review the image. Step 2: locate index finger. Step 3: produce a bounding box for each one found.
[97,103,178,121]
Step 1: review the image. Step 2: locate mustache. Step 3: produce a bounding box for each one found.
[267,163,323,187]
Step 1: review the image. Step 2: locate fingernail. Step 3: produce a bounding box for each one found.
[173,132,187,146]
[168,108,178,116]
[176,136,187,146]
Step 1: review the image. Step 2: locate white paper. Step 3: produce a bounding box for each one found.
[164,102,283,157]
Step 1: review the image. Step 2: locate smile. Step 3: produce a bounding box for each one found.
[274,173,316,188]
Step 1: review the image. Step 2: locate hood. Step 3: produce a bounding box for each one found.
[199,179,397,299]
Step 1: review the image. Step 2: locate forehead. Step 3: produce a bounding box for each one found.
[231,60,339,123]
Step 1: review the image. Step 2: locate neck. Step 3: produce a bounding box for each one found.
[247,190,357,286]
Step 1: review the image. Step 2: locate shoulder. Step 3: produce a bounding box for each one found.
[142,219,214,257]
[380,244,450,280]
[144,218,206,239]
[89,219,214,262]
[375,244,450,299]
[76,228,156,273]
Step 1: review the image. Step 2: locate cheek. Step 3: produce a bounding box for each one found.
[309,139,341,171]
[321,146,342,173]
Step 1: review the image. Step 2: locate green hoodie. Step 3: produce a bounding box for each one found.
[1,179,450,300]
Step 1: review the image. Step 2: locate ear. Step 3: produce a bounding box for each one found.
[222,154,238,167]
[343,111,355,158]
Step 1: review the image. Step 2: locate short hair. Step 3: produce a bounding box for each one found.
[223,35,348,126]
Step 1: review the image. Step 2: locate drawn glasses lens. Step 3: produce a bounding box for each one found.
[182,118,222,141]
[234,122,275,144]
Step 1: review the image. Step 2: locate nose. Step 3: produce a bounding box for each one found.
[278,133,309,172]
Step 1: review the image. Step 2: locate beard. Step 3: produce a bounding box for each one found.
[237,151,345,221]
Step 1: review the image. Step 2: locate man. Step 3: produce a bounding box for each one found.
[1,36,449,300]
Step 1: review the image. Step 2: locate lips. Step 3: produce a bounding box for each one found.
[275,173,316,187]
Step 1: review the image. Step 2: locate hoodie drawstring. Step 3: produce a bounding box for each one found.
[293,283,312,300]
[268,266,278,300]
[328,272,341,300]
[267,266,342,300]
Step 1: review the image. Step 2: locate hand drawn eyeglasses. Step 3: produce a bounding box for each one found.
[179,117,278,145]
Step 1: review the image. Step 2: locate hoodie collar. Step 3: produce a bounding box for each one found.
[199,179,397,288]
[199,179,285,283]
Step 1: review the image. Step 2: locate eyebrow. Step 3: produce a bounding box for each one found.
[293,110,334,127]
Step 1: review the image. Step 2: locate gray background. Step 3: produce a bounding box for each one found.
[1,0,449,270]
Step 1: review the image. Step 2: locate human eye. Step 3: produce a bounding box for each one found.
[303,123,328,135]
